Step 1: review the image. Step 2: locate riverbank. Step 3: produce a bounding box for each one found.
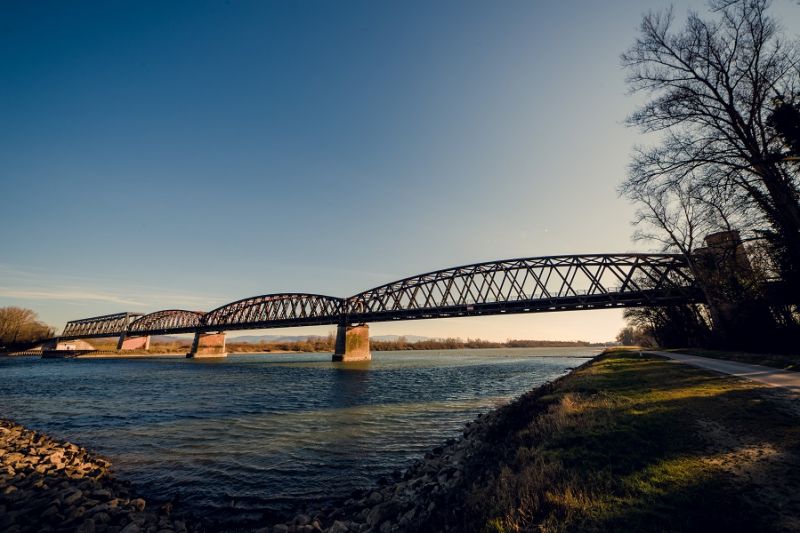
[3,349,798,532]
[269,348,800,532]
[0,419,201,533]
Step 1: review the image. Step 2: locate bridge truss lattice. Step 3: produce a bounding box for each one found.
[57,253,701,340]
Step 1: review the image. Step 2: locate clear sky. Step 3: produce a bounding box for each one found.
[2,1,798,341]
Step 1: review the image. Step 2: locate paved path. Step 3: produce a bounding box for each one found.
[646,351,800,396]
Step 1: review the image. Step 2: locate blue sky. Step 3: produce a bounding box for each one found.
[2,1,798,341]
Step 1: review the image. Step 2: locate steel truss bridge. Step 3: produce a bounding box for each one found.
[58,253,701,340]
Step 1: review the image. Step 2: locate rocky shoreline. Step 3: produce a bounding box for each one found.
[1,359,593,533]
[0,419,201,533]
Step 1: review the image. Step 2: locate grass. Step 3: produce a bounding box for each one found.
[431,349,800,533]
[666,347,800,372]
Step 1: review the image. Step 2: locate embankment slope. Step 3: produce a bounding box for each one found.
[412,349,800,532]
[302,349,800,533]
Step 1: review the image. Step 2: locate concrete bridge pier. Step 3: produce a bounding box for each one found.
[187,332,227,358]
[333,323,371,362]
[116,335,151,351]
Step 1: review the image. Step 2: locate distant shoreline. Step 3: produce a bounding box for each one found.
[4,346,603,359]
[51,339,608,358]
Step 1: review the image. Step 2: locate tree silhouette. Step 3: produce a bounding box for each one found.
[620,0,800,298]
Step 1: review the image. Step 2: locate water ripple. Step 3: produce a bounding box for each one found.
[0,348,594,520]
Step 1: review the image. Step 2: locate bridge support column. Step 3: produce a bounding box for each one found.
[187,332,227,358]
[333,323,371,362]
[116,335,150,351]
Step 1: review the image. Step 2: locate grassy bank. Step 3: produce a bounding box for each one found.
[428,349,799,532]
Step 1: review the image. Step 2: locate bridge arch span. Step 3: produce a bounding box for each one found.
[345,253,698,322]
[60,312,143,340]
[201,293,345,331]
[128,310,205,335]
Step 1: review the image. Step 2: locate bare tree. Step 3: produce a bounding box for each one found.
[0,307,54,349]
[620,0,800,295]
[622,304,712,348]
[628,181,707,257]
[616,325,655,347]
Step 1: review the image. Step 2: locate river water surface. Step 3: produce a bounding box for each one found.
[0,348,595,522]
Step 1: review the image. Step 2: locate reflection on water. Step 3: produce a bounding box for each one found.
[0,348,595,520]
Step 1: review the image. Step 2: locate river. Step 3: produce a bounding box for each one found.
[0,348,595,524]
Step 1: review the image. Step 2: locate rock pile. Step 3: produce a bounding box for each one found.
[0,419,199,533]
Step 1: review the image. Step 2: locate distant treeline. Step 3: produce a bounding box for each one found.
[85,335,601,354]
[371,337,600,351]
[230,337,600,352]
[227,336,601,353]
[86,336,337,354]
[87,339,189,353]
[227,336,335,353]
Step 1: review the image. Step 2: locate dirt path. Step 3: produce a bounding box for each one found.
[647,350,800,395]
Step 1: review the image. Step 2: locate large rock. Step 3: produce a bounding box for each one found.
[327,521,349,533]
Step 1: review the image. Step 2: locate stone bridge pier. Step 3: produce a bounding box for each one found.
[333,323,371,362]
[187,332,227,358]
[116,335,151,351]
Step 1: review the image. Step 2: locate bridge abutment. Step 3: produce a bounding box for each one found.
[43,339,93,351]
[693,230,773,345]
[333,323,371,362]
[116,335,150,351]
[187,332,227,358]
